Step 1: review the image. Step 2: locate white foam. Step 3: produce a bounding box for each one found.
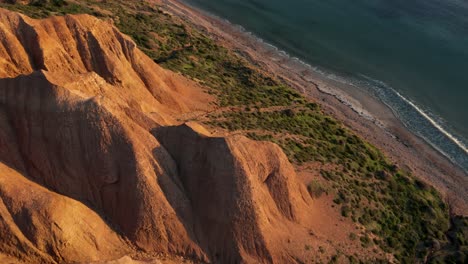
[358,75,468,154]
[395,90,468,154]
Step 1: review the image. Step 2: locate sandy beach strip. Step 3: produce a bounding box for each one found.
[160,0,468,215]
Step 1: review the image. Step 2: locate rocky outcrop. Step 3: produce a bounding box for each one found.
[0,162,129,264]
[0,8,313,263]
[154,123,312,263]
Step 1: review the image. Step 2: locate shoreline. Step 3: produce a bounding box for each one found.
[161,0,468,215]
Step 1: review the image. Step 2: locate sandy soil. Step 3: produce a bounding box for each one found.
[161,0,467,215]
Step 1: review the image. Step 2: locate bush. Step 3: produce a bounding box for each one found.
[307,180,327,198]
[52,0,66,7]
[341,205,351,217]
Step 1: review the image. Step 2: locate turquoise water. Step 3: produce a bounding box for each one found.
[184,0,468,172]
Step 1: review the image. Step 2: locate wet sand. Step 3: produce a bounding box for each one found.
[161,0,468,215]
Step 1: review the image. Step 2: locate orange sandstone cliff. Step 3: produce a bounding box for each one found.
[0,9,317,263]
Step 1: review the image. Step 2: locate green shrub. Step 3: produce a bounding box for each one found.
[307,180,327,198]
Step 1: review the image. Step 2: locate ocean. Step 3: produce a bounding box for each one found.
[184,0,468,172]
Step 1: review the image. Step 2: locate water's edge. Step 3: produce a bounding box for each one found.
[174,0,468,173]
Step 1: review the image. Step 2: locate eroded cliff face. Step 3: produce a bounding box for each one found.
[154,123,313,263]
[0,9,313,263]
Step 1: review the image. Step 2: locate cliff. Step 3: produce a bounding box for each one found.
[0,9,315,263]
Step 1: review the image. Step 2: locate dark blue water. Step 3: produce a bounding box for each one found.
[184,0,468,172]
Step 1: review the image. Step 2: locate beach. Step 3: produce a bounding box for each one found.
[161,0,468,215]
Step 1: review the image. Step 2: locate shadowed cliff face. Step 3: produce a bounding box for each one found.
[154,123,313,263]
[0,8,313,263]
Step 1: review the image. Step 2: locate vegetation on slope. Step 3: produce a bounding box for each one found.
[1,0,466,263]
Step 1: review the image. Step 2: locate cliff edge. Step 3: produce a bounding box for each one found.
[0,9,314,263]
